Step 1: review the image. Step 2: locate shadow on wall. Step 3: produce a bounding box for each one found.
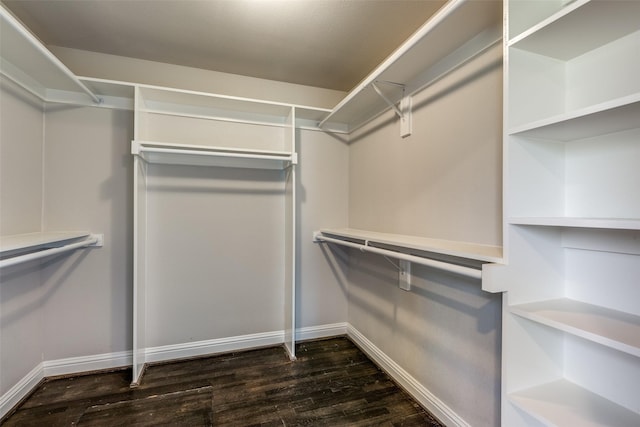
[0,251,91,328]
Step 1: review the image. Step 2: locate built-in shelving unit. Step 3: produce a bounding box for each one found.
[319,0,501,132]
[131,84,305,386]
[502,0,640,425]
[0,4,101,105]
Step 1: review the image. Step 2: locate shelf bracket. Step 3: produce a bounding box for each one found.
[399,259,411,291]
[370,82,412,138]
[371,82,404,119]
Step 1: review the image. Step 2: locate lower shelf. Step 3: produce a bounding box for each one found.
[510,298,640,358]
[509,379,640,427]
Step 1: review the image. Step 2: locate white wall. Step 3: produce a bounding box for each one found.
[346,44,503,426]
[40,105,133,360]
[0,80,45,396]
[296,129,349,328]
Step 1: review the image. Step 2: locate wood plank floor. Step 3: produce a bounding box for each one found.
[3,337,443,426]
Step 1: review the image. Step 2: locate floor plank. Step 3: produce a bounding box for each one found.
[3,337,443,426]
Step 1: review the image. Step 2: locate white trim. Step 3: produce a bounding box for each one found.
[42,350,132,378]
[347,324,472,427]
[6,323,471,424]
[0,363,44,420]
[143,330,285,364]
[296,322,348,341]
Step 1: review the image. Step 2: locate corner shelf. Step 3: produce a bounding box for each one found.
[0,4,100,105]
[510,298,640,358]
[132,141,296,170]
[320,0,501,131]
[509,379,640,427]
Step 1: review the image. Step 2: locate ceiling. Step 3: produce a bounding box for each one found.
[2,0,447,92]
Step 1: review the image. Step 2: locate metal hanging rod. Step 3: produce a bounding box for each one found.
[315,234,481,280]
[0,235,101,269]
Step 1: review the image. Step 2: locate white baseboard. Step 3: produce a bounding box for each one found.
[144,323,348,364]
[0,363,44,420]
[347,324,471,427]
[5,322,464,425]
[296,322,348,341]
[43,350,132,378]
[144,330,285,364]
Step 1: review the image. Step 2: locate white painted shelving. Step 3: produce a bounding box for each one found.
[319,0,502,132]
[0,232,102,269]
[131,84,305,386]
[502,0,640,425]
[0,4,100,105]
[317,228,502,263]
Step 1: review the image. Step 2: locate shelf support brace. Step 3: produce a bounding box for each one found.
[371,82,404,119]
[370,82,412,138]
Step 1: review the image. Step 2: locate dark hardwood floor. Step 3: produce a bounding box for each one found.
[2,337,443,426]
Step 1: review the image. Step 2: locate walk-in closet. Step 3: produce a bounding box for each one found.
[1,1,638,426]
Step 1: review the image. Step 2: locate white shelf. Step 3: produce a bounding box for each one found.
[509,93,640,141]
[0,231,91,256]
[509,379,640,427]
[509,0,640,60]
[509,217,640,231]
[320,0,501,131]
[138,85,294,126]
[510,298,640,358]
[132,141,296,170]
[0,4,100,104]
[319,228,503,263]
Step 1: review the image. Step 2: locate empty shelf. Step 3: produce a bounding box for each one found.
[132,141,297,170]
[320,0,501,131]
[510,298,640,358]
[0,232,101,269]
[509,217,640,231]
[0,4,100,104]
[317,228,502,263]
[508,94,640,141]
[509,379,640,427]
[1,231,91,255]
[509,0,640,60]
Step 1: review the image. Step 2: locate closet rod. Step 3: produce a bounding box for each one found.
[0,5,102,104]
[0,235,99,269]
[316,234,481,280]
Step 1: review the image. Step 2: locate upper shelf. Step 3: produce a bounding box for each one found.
[509,0,640,60]
[320,0,502,132]
[132,141,296,170]
[318,228,503,263]
[0,4,100,105]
